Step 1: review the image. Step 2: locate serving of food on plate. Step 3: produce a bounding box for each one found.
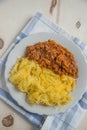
[5,33,87,115]
[9,40,78,107]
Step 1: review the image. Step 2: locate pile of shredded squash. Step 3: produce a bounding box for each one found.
[9,58,76,106]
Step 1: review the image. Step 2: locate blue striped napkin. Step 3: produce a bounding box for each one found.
[0,12,87,130]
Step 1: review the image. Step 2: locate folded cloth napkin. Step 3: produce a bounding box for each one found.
[0,12,87,130]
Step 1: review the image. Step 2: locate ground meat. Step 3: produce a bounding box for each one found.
[25,40,78,78]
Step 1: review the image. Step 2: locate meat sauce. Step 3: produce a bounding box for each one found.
[25,40,78,78]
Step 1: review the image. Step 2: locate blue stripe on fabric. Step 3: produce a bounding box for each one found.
[15,32,27,44]
[60,105,78,130]
[25,112,45,128]
[18,32,27,39]
[63,105,78,123]
[56,113,64,119]
[49,113,64,130]
[0,88,19,104]
[73,37,86,50]
[14,39,21,44]
[80,42,86,50]
[59,120,75,130]
[82,91,87,99]
[60,122,70,130]
[79,100,87,109]
[35,12,42,19]
[23,12,42,36]
[79,92,87,109]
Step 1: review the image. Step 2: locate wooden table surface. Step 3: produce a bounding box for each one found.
[0,0,87,130]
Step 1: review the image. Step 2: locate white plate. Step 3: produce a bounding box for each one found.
[5,32,87,115]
